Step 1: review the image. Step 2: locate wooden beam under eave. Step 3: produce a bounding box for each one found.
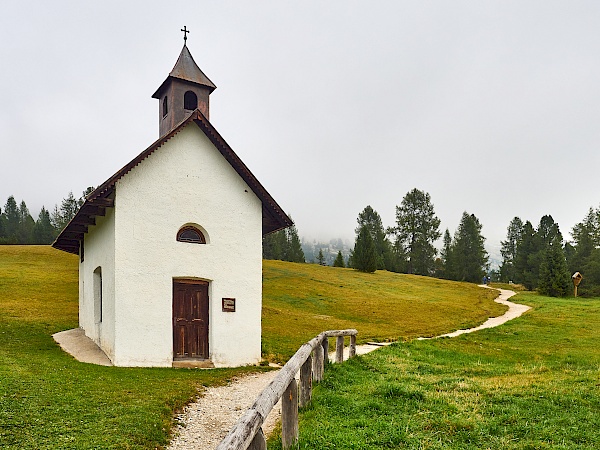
[58,238,81,248]
[72,215,96,226]
[92,198,114,208]
[59,245,80,255]
[61,231,84,240]
[69,224,88,233]
[81,205,106,216]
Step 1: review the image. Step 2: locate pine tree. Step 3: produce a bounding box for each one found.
[317,249,325,265]
[353,225,377,273]
[500,216,524,282]
[356,206,391,270]
[333,250,345,267]
[563,241,576,270]
[346,251,353,269]
[17,200,35,244]
[514,215,563,290]
[52,191,80,232]
[538,237,571,297]
[393,188,441,275]
[537,215,563,247]
[388,236,408,273]
[570,208,596,273]
[33,207,57,244]
[285,224,305,263]
[514,221,538,290]
[439,228,453,279]
[3,196,19,244]
[577,248,600,296]
[0,206,5,243]
[263,229,286,260]
[450,212,488,283]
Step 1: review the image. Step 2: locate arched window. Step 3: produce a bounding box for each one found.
[184,91,197,110]
[162,96,168,117]
[93,267,102,324]
[177,226,206,244]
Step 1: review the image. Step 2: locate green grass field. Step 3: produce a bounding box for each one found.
[268,292,600,449]
[0,246,506,448]
[262,260,502,362]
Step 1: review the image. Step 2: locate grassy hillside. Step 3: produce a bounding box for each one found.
[269,292,600,449]
[262,260,503,361]
[0,246,504,448]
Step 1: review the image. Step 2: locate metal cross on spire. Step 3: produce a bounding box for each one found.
[181,26,190,43]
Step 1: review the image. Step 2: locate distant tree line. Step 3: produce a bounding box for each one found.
[499,207,600,297]
[0,189,94,245]
[351,188,488,284]
[264,223,354,266]
[262,189,600,299]
[350,189,596,298]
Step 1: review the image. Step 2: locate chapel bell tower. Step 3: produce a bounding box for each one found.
[152,27,217,137]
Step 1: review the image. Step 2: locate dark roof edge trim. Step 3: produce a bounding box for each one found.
[52,110,292,254]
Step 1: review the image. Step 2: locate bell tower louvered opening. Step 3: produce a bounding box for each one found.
[152,42,216,137]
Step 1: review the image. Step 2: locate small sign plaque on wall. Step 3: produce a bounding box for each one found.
[222,298,236,312]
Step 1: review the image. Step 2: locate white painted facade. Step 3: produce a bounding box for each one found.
[79,124,263,367]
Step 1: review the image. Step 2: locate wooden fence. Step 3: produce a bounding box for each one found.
[215,329,358,450]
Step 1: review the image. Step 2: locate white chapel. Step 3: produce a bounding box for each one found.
[53,38,292,368]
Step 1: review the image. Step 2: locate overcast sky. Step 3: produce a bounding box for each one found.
[2,1,600,260]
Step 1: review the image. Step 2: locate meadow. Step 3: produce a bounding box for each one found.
[268,291,600,449]
[0,246,505,448]
[262,260,503,361]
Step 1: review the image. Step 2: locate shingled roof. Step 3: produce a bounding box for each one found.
[152,45,216,99]
[52,109,292,255]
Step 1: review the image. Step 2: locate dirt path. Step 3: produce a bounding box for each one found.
[419,286,529,339]
[167,287,527,449]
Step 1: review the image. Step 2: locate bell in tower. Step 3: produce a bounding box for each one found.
[152,27,217,137]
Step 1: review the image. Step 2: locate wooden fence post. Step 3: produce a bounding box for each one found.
[336,336,344,363]
[248,427,267,450]
[282,379,299,449]
[312,343,323,382]
[300,355,312,407]
[350,334,356,358]
[216,329,357,449]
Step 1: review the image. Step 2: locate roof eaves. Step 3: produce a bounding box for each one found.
[52,109,292,254]
[52,114,198,254]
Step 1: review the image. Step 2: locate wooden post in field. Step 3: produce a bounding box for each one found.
[313,343,323,382]
[282,379,299,449]
[572,272,583,297]
[350,334,356,358]
[299,355,312,407]
[322,337,329,365]
[336,336,344,363]
[248,427,267,450]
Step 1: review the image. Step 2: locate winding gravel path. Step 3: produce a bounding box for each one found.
[167,287,527,449]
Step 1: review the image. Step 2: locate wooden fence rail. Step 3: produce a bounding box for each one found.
[215,329,358,450]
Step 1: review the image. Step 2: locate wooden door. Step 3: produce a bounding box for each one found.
[173,280,209,359]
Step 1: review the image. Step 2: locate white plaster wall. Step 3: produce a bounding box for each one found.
[79,208,116,361]
[111,124,263,367]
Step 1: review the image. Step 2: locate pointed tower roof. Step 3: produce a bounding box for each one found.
[152,45,216,99]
